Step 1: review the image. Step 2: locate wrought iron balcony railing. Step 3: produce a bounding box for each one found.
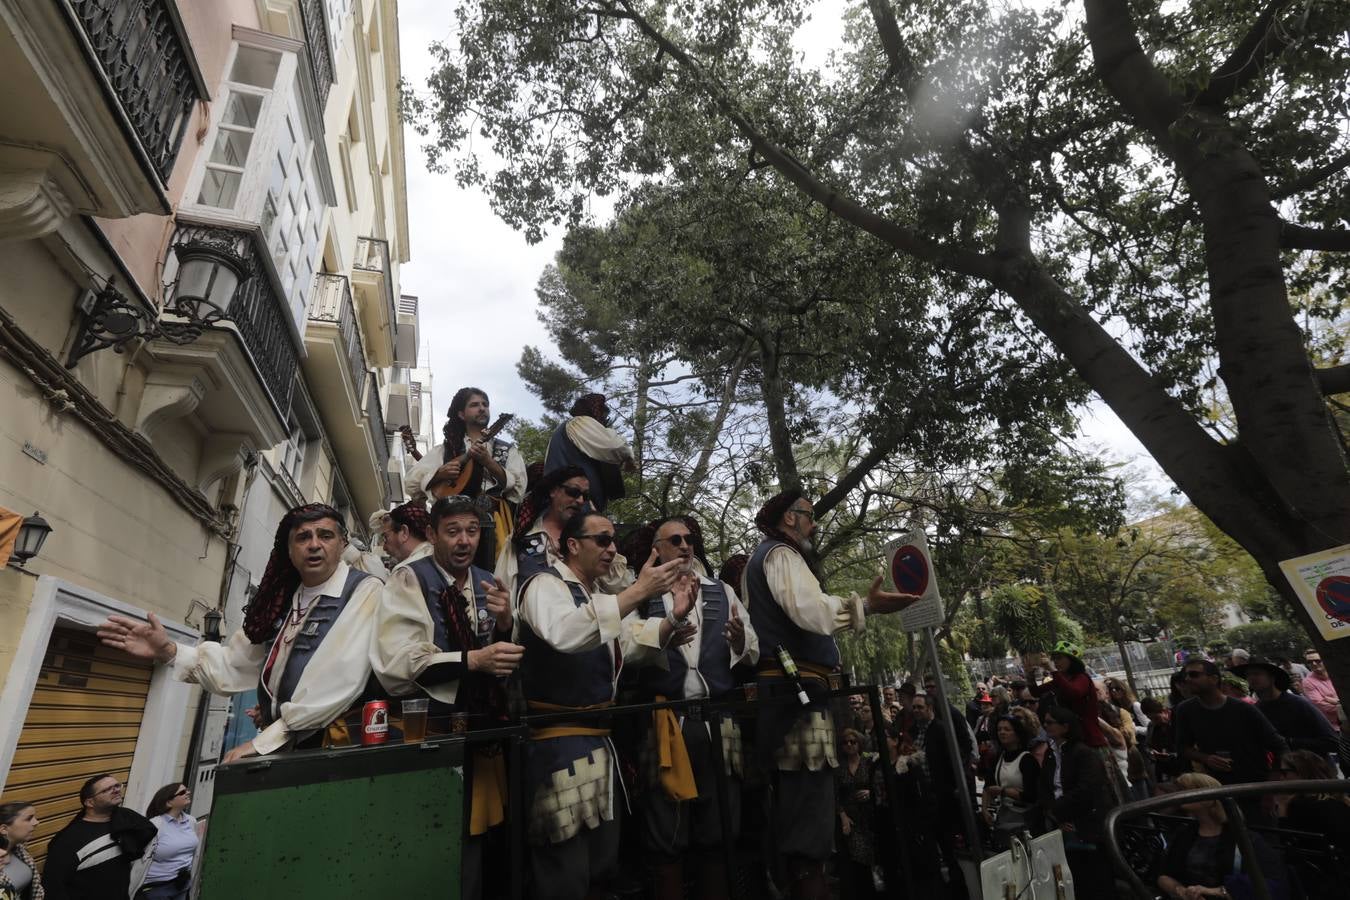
[65,0,202,182]
[310,274,368,399]
[170,224,299,420]
[299,0,334,109]
[365,381,391,500]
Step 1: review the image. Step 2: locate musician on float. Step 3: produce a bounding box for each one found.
[407,387,525,568]
[544,393,634,513]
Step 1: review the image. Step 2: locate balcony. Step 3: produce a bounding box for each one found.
[303,273,388,517]
[395,294,418,366]
[298,0,334,109]
[0,0,207,233]
[137,223,300,455]
[366,381,393,506]
[351,236,398,367]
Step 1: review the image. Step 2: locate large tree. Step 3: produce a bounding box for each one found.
[414,0,1350,695]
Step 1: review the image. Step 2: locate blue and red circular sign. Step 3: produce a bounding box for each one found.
[891,545,929,596]
[1315,575,1350,624]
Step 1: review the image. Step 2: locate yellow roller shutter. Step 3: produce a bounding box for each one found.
[2,626,153,865]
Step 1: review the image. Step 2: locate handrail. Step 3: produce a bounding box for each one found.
[1104,779,1350,900]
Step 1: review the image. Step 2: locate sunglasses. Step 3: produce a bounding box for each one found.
[657,534,694,547]
[560,485,590,501]
[842,739,858,745]
[174,788,190,797]
[575,533,615,548]
[1184,670,1209,679]
[1306,658,1323,665]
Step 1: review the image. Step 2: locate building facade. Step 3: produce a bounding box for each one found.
[0,0,412,854]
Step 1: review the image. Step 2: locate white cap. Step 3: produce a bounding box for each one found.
[797,690,810,706]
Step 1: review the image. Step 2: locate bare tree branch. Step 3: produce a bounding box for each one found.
[1280,222,1350,251]
[1196,0,1297,105]
[1270,150,1350,200]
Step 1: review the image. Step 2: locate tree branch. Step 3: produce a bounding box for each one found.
[1270,150,1350,200]
[1280,222,1350,251]
[1195,0,1296,106]
[865,0,916,85]
[1316,364,1350,396]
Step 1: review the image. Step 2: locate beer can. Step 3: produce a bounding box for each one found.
[361,700,389,745]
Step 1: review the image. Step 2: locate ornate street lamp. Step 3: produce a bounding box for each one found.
[202,607,224,643]
[65,235,248,368]
[8,512,53,568]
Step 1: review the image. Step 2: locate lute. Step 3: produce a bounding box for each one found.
[429,413,516,499]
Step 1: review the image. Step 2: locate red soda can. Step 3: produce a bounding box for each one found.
[361,700,389,745]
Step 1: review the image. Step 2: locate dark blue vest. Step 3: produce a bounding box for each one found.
[745,539,840,671]
[407,557,495,649]
[544,421,625,512]
[514,530,554,582]
[638,579,736,699]
[518,569,618,790]
[259,567,377,724]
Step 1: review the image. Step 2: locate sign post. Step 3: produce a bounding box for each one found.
[887,530,985,892]
[1279,544,1350,641]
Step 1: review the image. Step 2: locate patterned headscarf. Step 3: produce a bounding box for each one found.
[242,503,347,643]
[513,464,586,543]
[754,489,805,538]
[718,553,749,591]
[389,500,431,541]
[570,393,609,426]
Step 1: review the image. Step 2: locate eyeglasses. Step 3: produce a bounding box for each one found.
[560,485,590,501]
[1306,658,1324,665]
[95,782,123,795]
[788,505,815,519]
[174,788,190,797]
[575,533,615,548]
[657,534,693,547]
[842,739,858,745]
[1184,670,1209,679]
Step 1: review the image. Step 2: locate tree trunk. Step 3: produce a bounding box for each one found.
[631,353,652,484]
[757,337,801,491]
[678,337,751,508]
[1114,627,1139,697]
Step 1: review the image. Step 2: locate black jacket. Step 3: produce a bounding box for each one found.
[42,808,157,900]
[1038,739,1113,843]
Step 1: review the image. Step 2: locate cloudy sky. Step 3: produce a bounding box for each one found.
[392,0,1171,493]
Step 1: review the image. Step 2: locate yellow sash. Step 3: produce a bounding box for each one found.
[653,695,698,801]
[469,747,507,835]
[527,699,614,741]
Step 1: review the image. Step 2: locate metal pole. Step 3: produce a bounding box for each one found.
[923,626,984,884]
[509,731,524,900]
[1220,798,1272,900]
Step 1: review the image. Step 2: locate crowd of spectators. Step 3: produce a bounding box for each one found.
[832,643,1347,898]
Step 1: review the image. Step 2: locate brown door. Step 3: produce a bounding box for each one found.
[3,626,153,864]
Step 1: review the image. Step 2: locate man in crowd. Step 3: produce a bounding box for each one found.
[1301,648,1342,732]
[408,387,527,568]
[515,511,688,900]
[631,515,758,900]
[743,490,918,900]
[373,494,523,900]
[42,774,156,900]
[381,499,433,567]
[1233,656,1338,761]
[1172,658,1288,786]
[97,503,384,758]
[544,393,635,513]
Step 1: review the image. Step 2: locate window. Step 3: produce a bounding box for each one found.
[185,40,329,330]
[281,414,307,482]
[327,0,354,59]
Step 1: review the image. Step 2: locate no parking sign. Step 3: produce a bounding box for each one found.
[885,529,942,631]
[1279,544,1350,641]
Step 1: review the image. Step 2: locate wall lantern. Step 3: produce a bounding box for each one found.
[8,512,53,568]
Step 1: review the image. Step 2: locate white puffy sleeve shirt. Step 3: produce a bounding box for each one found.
[761,544,865,636]
[517,561,662,663]
[173,562,383,754]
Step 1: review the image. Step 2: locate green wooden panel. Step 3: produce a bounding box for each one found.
[200,739,465,899]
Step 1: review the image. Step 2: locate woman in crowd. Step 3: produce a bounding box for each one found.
[1038,706,1119,897]
[1142,697,1183,785]
[1168,670,1191,709]
[135,783,200,899]
[1009,704,1050,765]
[1104,677,1149,738]
[835,728,879,896]
[982,715,1042,846]
[1272,749,1350,893]
[1154,773,1288,900]
[0,803,41,900]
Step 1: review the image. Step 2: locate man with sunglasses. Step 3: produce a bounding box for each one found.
[43,774,157,900]
[515,511,690,900]
[1301,649,1342,732]
[743,490,919,900]
[1172,658,1287,787]
[631,515,758,900]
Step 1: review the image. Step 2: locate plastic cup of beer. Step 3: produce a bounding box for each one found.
[401,698,429,743]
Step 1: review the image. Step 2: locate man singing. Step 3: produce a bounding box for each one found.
[745,490,918,900]
[373,494,524,900]
[97,504,383,759]
[515,511,688,900]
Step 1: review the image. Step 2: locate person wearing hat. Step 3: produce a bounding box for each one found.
[543,393,635,513]
[743,490,919,900]
[1233,656,1338,762]
[1028,640,1127,803]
